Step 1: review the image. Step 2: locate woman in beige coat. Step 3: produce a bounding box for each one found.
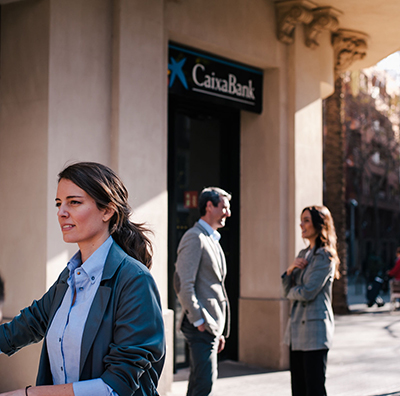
[282,205,340,396]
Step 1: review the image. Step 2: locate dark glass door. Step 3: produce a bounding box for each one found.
[168,96,240,369]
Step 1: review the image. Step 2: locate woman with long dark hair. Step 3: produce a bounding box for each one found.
[282,205,339,396]
[0,162,165,396]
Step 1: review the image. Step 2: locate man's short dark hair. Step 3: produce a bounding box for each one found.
[198,187,231,216]
[0,275,4,303]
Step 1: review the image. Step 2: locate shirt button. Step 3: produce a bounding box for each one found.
[61,367,63,371]
[77,271,81,275]
[59,338,61,342]
[91,276,95,281]
[79,287,83,291]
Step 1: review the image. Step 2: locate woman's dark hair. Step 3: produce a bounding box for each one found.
[58,162,153,269]
[302,205,340,279]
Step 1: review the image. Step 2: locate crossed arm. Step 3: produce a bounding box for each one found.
[282,250,333,302]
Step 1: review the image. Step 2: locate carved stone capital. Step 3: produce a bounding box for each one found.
[275,0,315,44]
[305,7,342,49]
[332,29,368,73]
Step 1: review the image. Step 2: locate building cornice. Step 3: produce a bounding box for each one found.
[332,30,368,74]
[275,0,315,44]
[275,0,369,71]
[304,7,341,49]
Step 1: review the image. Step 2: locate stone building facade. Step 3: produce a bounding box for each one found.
[1,0,400,393]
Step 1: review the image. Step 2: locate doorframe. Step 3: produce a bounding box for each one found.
[167,95,241,369]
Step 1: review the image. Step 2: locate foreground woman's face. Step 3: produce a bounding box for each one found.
[55,179,110,249]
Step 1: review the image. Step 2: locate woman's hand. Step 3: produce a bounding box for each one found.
[218,336,226,353]
[287,258,308,275]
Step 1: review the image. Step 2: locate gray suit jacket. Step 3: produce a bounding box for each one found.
[282,246,335,351]
[174,222,230,337]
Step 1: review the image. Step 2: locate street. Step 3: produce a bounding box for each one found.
[169,284,400,396]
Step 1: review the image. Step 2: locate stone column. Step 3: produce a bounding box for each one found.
[238,2,335,369]
[110,1,173,392]
[0,1,50,390]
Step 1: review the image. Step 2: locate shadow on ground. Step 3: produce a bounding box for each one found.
[217,360,279,379]
[173,360,280,382]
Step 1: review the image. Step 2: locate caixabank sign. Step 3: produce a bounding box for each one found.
[168,42,263,114]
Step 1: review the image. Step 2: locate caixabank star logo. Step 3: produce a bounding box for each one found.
[168,57,188,89]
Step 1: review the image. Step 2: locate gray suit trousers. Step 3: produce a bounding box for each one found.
[181,316,219,396]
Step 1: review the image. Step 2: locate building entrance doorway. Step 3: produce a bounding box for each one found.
[168,97,240,369]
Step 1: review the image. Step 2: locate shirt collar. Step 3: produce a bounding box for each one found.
[198,219,221,242]
[67,236,113,284]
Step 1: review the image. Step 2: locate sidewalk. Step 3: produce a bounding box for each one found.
[168,281,400,396]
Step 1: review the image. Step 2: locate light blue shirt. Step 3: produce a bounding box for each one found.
[198,219,221,243]
[46,236,118,396]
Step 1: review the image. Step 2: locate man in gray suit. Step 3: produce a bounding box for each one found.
[174,187,231,396]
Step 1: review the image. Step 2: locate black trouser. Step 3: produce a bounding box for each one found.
[290,348,328,396]
[181,316,219,396]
